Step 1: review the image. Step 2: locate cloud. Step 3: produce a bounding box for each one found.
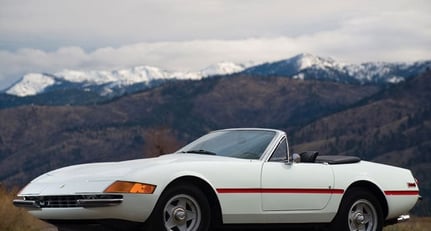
[0,0,430,89]
[2,0,429,50]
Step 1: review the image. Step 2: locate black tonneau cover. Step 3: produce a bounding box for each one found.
[316,155,361,164]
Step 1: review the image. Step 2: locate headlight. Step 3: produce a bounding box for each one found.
[104,181,156,194]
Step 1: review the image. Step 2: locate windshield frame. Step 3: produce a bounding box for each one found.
[176,128,286,160]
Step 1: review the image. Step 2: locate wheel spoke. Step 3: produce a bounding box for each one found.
[165,216,177,229]
[356,203,364,213]
[349,210,356,219]
[363,213,372,224]
[165,203,176,213]
[187,209,197,221]
[358,223,366,231]
[177,222,188,231]
[178,198,187,209]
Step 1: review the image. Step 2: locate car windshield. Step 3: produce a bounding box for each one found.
[177,130,276,159]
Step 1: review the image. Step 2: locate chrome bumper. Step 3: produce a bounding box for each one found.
[396,214,410,223]
[13,195,123,209]
[13,199,39,208]
[385,214,411,226]
[13,198,123,208]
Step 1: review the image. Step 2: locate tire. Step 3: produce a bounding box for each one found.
[331,188,383,231]
[144,184,211,231]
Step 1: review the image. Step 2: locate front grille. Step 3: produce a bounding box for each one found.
[23,194,123,208]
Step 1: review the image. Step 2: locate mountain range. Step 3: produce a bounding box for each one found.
[3,62,248,97]
[0,54,430,215]
[1,53,430,109]
[244,53,431,84]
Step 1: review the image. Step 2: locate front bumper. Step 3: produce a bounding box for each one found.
[13,194,123,208]
[13,193,158,223]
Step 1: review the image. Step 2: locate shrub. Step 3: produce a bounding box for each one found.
[0,184,55,231]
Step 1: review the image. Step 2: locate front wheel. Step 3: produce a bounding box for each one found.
[331,188,383,231]
[145,184,211,231]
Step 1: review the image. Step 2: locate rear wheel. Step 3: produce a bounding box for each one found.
[145,184,210,231]
[331,188,383,231]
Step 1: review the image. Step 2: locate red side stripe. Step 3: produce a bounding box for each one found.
[217,188,261,193]
[216,188,344,194]
[384,190,419,196]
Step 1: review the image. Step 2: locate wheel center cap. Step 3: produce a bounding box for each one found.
[354,212,365,224]
[173,208,186,222]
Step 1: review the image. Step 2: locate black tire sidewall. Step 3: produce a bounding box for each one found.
[331,188,384,231]
[145,184,211,231]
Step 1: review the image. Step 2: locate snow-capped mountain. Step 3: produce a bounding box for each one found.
[4,54,431,100]
[5,62,247,97]
[243,53,431,84]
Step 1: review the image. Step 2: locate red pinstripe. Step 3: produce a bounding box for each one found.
[216,188,344,194]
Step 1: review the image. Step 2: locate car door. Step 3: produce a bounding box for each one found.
[261,139,334,211]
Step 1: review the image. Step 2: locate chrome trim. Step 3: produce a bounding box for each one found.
[13,194,123,208]
[77,198,123,207]
[397,214,410,223]
[13,199,40,208]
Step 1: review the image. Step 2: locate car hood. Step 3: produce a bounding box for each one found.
[38,153,236,181]
[20,153,248,195]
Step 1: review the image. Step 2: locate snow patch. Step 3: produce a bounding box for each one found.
[200,62,246,77]
[6,73,56,97]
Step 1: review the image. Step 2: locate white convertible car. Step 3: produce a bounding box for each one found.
[14,128,420,231]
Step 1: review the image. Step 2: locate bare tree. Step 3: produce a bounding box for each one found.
[143,127,182,157]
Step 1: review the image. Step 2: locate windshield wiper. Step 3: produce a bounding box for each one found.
[180,149,217,155]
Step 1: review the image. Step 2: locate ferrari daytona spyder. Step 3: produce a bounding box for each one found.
[14,128,420,231]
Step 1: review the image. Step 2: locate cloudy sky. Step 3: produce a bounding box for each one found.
[0,0,430,90]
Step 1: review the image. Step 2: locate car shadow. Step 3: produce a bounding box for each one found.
[215,225,327,231]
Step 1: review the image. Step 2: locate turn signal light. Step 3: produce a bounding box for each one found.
[104,181,156,194]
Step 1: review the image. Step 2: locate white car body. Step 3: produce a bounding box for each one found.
[14,128,420,231]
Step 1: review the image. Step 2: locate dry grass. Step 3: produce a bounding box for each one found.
[384,217,431,231]
[0,184,56,231]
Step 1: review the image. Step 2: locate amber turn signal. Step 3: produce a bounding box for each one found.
[104,181,156,194]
